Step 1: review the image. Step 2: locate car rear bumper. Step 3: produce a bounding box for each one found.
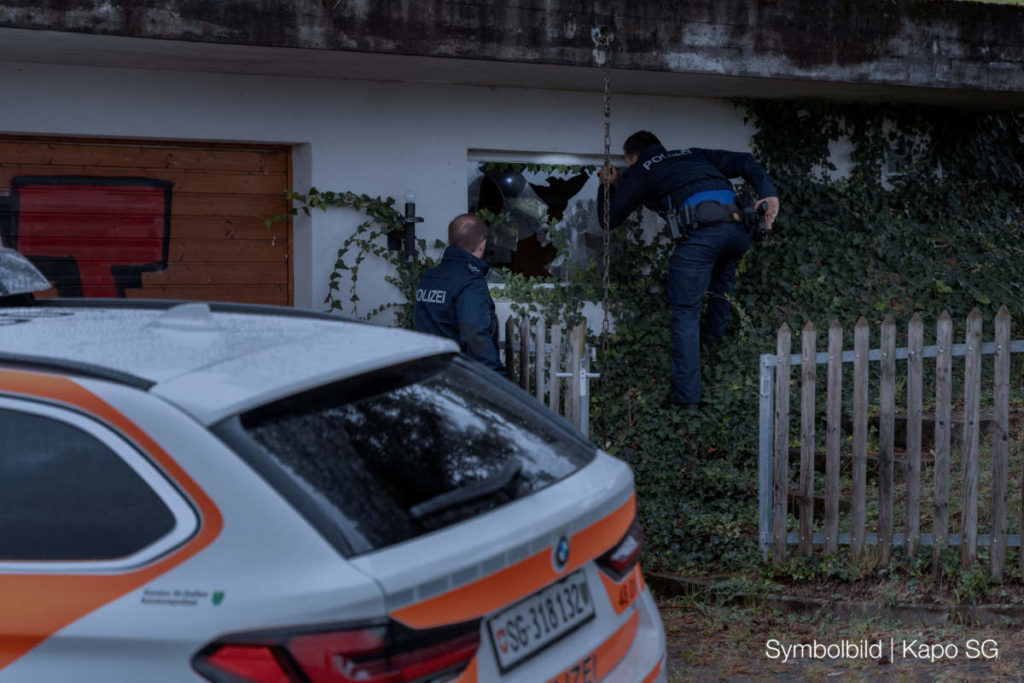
[456,577,667,683]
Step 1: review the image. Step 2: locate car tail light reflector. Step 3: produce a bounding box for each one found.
[386,632,480,681]
[203,645,292,683]
[597,519,645,578]
[194,620,479,683]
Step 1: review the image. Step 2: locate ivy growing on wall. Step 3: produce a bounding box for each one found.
[265,188,444,327]
[737,102,1024,326]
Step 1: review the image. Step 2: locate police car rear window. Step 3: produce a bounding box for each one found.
[234,355,595,554]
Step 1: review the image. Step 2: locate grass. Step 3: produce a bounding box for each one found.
[658,593,1024,681]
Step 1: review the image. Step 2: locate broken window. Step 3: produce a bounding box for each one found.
[467,156,609,281]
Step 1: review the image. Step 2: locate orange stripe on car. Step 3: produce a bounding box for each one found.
[546,610,638,682]
[598,565,641,616]
[0,369,223,670]
[391,494,636,629]
[594,611,639,680]
[640,656,663,683]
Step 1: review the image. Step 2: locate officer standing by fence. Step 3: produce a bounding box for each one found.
[414,213,507,375]
[598,130,779,411]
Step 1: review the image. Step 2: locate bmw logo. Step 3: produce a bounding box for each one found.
[553,536,570,572]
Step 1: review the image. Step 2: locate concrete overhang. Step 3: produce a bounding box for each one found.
[0,0,1021,109]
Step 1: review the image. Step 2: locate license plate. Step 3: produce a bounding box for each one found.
[487,570,595,671]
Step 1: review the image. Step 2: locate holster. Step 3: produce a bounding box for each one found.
[671,201,744,242]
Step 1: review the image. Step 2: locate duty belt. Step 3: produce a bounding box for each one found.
[666,199,744,242]
[680,201,744,229]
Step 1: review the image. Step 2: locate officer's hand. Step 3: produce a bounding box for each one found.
[756,196,780,230]
[598,165,619,185]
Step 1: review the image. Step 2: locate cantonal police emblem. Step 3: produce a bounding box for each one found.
[553,536,570,572]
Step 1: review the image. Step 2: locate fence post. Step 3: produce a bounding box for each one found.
[519,317,530,392]
[906,314,923,558]
[799,322,817,557]
[878,315,896,566]
[824,320,842,554]
[851,317,869,559]
[772,323,791,566]
[960,309,982,569]
[993,306,1010,581]
[579,345,594,438]
[567,322,586,430]
[549,323,563,414]
[758,354,775,557]
[535,319,546,402]
[933,311,953,580]
[504,316,516,383]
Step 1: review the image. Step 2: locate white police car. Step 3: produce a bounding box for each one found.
[0,247,667,682]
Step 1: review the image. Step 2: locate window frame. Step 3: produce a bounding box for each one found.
[0,395,199,572]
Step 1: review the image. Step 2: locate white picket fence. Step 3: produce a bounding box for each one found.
[498,315,596,435]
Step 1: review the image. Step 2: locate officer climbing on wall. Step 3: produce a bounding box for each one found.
[598,130,780,412]
[414,213,507,375]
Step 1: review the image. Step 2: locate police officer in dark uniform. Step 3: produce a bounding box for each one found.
[598,131,780,410]
[414,213,506,375]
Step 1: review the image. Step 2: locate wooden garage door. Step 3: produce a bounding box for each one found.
[0,136,291,306]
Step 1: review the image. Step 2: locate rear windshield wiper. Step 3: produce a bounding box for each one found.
[409,459,522,520]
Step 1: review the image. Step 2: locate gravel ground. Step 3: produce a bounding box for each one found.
[659,597,1024,682]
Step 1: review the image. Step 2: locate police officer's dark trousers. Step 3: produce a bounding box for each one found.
[668,221,752,404]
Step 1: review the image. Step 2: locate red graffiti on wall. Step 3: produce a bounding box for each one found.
[2,176,173,297]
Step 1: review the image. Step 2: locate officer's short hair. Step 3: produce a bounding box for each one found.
[448,214,488,252]
[623,131,661,157]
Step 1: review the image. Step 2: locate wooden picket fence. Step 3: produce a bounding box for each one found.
[498,315,595,435]
[759,307,1024,580]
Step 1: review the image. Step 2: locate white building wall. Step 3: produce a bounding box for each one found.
[0,60,758,321]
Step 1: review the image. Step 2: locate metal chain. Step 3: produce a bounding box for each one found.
[600,68,612,357]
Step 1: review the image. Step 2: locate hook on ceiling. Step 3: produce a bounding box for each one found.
[591,25,614,66]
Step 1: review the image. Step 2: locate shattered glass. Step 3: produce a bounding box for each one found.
[468,162,606,280]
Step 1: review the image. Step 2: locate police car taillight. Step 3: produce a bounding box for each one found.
[597,519,645,579]
[202,645,293,683]
[193,620,480,683]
